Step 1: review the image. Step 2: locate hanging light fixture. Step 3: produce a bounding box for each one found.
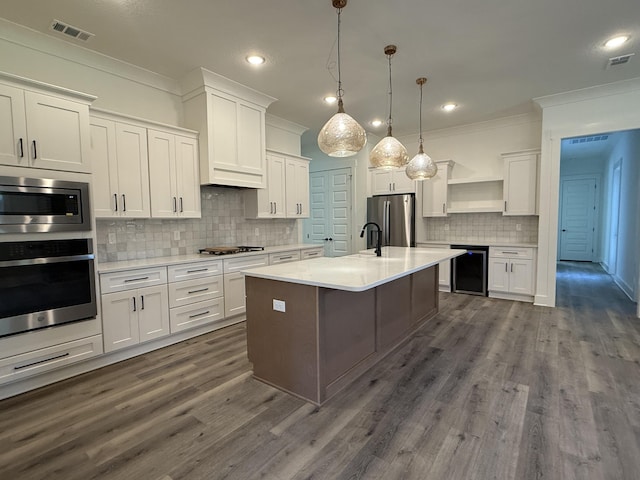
[317,0,366,158]
[369,45,408,169]
[406,77,437,180]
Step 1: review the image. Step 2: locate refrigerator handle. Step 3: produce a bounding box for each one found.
[384,200,391,245]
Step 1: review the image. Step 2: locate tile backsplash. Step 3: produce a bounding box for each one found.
[96,186,298,263]
[424,213,538,244]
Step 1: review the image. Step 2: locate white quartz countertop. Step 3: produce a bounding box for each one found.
[242,246,466,292]
[97,244,321,273]
[416,240,538,248]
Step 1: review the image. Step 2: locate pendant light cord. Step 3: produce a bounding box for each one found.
[336,6,344,102]
[418,82,424,147]
[386,52,393,136]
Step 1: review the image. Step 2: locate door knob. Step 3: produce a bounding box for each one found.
[329,238,333,241]
[562,229,567,232]
[324,238,329,241]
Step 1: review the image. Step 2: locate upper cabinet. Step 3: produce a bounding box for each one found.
[422,160,454,217]
[90,115,151,218]
[90,110,200,219]
[502,150,539,216]
[181,68,276,188]
[371,167,416,195]
[244,151,310,219]
[0,73,95,173]
[148,129,200,218]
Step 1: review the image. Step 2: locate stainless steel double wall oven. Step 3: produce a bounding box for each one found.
[0,176,97,337]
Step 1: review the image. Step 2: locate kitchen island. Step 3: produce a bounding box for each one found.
[243,246,465,405]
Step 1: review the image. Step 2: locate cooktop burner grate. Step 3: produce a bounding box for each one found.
[199,246,264,255]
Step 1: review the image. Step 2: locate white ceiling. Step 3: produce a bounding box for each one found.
[1,0,639,149]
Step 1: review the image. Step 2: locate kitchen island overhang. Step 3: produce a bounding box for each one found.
[243,247,465,405]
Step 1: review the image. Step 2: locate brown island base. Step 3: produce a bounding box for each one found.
[243,247,465,405]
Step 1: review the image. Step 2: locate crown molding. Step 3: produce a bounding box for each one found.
[534,77,640,109]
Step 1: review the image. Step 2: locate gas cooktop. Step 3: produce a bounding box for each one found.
[199,246,264,256]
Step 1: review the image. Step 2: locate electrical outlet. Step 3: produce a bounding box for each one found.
[255,227,259,236]
[173,230,180,240]
[273,299,286,312]
[108,233,116,244]
[516,224,522,231]
[444,224,450,231]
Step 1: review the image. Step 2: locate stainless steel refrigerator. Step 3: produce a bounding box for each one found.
[366,194,415,248]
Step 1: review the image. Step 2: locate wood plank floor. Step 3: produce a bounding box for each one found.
[1,261,639,479]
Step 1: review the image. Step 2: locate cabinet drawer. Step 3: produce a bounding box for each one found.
[169,298,225,333]
[167,260,222,282]
[100,267,167,294]
[489,247,534,259]
[168,275,223,308]
[0,335,103,384]
[417,243,449,249]
[301,247,324,259]
[223,254,268,273]
[269,250,301,265]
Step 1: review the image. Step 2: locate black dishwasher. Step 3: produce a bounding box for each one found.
[451,245,489,296]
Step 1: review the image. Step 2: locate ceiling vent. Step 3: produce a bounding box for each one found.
[570,134,609,145]
[50,19,94,42]
[606,53,634,69]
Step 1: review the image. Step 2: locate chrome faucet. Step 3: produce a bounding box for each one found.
[360,222,382,257]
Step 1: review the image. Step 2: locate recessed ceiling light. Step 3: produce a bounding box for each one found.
[370,119,383,127]
[246,55,265,65]
[324,96,337,104]
[604,35,630,49]
[442,103,458,112]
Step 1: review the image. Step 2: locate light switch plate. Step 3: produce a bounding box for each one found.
[273,299,286,312]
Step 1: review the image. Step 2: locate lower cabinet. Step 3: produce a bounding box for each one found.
[101,284,170,352]
[223,254,269,318]
[488,247,536,302]
[301,247,324,260]
[417,243,451,292]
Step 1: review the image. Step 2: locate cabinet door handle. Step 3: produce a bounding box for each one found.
[140,295,145,310]
[274,202,277,214]
[113,193,118,212]
[122,194,127,212]
[511,263,513,273]
[188,287,209,294]
[186,268,208,273]
[124,276,149,283]
[189,310,210,319]
[180,197,183,213]
[173,197,177,213]
[14,352,69,370]
[501,251,518,255]
[132,296,137,312]
[18,138,24,158]
[505,262,508,272]
[393,182,396,191]
[442,203,446,214]
[279,256,293,260]
[32,140,37,159]
[504,201,507,212]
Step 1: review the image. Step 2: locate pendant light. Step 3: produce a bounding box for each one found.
[317,0,367,158]
[369,45,408,169]
[406,77,438,180]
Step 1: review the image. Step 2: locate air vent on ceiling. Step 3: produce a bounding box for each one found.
[50,19,94,42]
[606,53,634,69]
[570,134,609,145]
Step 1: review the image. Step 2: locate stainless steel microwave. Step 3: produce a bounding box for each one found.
[0,176,91,233]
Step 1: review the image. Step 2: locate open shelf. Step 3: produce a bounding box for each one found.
[447,176,503,185]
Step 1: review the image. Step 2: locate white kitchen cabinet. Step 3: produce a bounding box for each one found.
[371,167,415,195]
[417,243,451,292]
[222,254,268,318]
[0,76,94,173]
[101,284,170,352]
[244,151,310,219]
[182,69,276,188]
[167,260,225,332]
[90,115,150,218]
[301,247,324,260]
[244,153,286,218]
[269,250,301,265]
[488,246,536,302]
[422,160,454,217]
[502,150,539,216]
[148,128,201,218]
[285,156,310,217]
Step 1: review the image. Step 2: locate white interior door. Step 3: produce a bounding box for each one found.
[559,176,597,261]
[304,168,352,257]
[608,162,622,274]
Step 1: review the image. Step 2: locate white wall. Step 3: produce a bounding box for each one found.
[0,19,183,125]
[397,113,542,242]
[535,77,640,308]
